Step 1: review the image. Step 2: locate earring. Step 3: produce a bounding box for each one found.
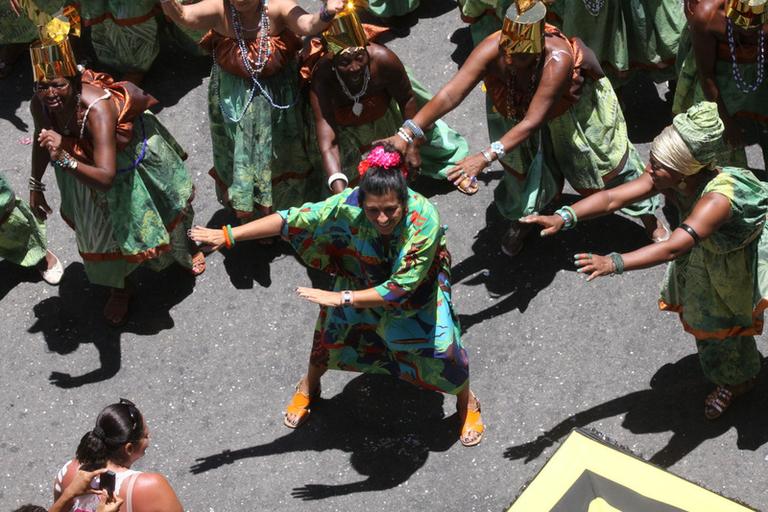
[677,178,687,190]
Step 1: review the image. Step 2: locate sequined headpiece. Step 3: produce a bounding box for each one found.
[27,1,81,81]
[324,1,368,56]
[725,0,767,29]
[500,0,547,55]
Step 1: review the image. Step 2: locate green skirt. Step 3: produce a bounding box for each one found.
[55,111,194,288]
[489,77,659,220]
[366,0,420,17]
[209,63,312,214]
[0,0,65,44]
[0,175,47,267]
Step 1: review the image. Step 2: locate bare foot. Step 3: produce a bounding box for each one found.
[103,287,132,327]
[189,251,206,276]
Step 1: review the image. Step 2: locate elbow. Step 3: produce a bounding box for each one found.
[94,170,116,192]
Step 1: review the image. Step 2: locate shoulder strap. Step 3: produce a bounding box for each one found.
[125,471,141,512]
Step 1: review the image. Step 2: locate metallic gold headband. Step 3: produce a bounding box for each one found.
[324,1,368,55]
[28,2,80,81]
[499,0,547,55]
[725,0,767,28]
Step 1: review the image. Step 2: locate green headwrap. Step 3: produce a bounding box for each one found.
[671,101,725,167]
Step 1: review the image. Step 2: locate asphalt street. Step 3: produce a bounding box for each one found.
[1,2,767,511]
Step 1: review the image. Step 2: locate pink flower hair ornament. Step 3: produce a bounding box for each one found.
[357,146,408,179]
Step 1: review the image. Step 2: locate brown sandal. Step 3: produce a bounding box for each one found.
[703,378,757,420]
[455,174,479,196]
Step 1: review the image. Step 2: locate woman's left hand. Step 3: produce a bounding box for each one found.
[188,225,225,251]
[446,153,488,185]
[38,128,63,160]
[296,287,342,307]
[573,252,615,282]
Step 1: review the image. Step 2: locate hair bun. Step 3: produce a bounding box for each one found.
[92,425,106,441]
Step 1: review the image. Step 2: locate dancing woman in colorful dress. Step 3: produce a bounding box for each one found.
[523,102,768,419]
[190,145,484,446]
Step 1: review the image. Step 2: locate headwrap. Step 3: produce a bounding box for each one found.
[28,2,81,81]
[358,145,408,179]
[324,2,368,56]
[650,101,725,176]
[499,0,547,55]
[725,0,767,29]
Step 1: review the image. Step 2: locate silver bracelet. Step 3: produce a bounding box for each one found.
[397,128,414,145]
[327,172,348,191]
[403,119,425,140]
[481,149,493,163]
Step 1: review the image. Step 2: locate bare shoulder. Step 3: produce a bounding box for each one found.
[690,0,722,30]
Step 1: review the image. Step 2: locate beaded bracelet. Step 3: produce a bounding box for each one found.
[608,252,624,275]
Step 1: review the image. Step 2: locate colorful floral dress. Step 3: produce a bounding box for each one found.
[203,29,311,215]
[51,70,195,288]
[278,188,469,394]
[660,167,768,385]
[547,0,686,85]
[0,173,47,267]
[673,26,768,167]
[484,27,658,220]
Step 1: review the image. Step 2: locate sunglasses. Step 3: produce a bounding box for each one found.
[119,398,141,440]
[33,82,69,93]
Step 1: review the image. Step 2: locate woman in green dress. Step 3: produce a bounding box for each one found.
[29,33,204,326]
[385,0,664,256]
[522,101,767,419]
[189,144,484,447]
[0,173,63,284]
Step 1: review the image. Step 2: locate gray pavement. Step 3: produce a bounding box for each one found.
[2,2,767,511]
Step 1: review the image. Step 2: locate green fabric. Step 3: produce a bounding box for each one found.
[456,0,512,46]
[90,17,159,73]
[78,0,157,20]
[548,0,684,85]
[305,69,469,196]
[0,0,66,44]
[366,0,421,17]
[489,76,658,220]
[278,188,468,394]
[660,167,768,384]
[673,33,768,166]
[0,175,47,267]
[696,336,761,386]
[209,63,311,214]
[672,101,724,166]
[55,111,194,288]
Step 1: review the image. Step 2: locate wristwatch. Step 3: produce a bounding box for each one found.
[341,290,353,306]
[490,141,506,160]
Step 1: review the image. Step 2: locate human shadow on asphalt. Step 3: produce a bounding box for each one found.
[504,354,768,468]
[189,374,458,500]
[451,197,651,333]
[0,260,44,301]
[27,262,195,388]
[1,59,33,132]
[358,0,458,42]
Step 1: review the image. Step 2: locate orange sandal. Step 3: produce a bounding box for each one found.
[283,380,320,429]
[458,394,485,447]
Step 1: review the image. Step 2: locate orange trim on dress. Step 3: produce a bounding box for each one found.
[78,5,162,27]
[658,298,768,339]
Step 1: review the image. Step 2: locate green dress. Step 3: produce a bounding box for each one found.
[547,0,685,85]
[52,71,194,288]
[0,174,47,267]
[485,29,659,220]
[366,0,420,17]
[0,0,65,44]
[457,0,513,46]
[660,168,768,385]
[306,68,469,195]
[673,28,768,167]
[204,30,311,215]
[278,187,469,394]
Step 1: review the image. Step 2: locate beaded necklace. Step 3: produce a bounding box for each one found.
[334,66,370,117]
[726,18,766,93]
[504,55,542,119]
[214,0,297,123]
[582,0,605,17]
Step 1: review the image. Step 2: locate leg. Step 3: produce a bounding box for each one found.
[456,385,484,447]
[103,285,133,327]
[698,336,761,419]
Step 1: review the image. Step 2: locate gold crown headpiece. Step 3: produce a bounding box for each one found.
[725,0,767,28]
[323,1,368,55]
[26,0,81,82]
[500,0,547,55]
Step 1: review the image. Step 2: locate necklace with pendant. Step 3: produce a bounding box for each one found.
[335,66,370,117]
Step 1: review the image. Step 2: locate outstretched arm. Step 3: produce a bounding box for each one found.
[160,0,224,31]
[188,213,285,250]
[273,0,344,36]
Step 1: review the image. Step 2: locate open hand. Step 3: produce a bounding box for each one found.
[296,287,341,307]
[519,213,564,237]
[446,153,487,183]
[188,225,225,252]
[573,252,615,282]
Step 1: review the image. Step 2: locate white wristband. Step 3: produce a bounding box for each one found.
[327,172,348,191]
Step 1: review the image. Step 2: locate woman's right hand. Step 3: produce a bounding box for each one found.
[375,135,409,156]
[30,189,52,220]
[519,213,564,237]
[188,225,225,251]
